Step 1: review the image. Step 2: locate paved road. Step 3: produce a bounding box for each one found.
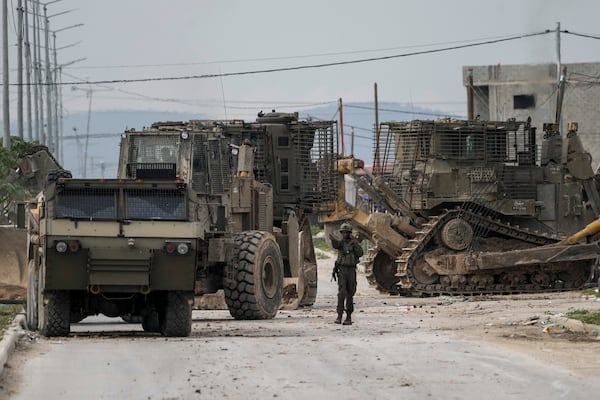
[1,257,599,399]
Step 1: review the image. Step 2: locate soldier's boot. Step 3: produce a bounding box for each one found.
[334,312,343,324]
[342,313,352,325]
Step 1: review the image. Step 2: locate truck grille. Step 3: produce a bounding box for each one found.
[88,248,152,289]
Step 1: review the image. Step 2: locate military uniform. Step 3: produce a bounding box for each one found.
[330,223,363,325]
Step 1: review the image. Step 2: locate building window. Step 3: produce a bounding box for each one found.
[513,94,535,109]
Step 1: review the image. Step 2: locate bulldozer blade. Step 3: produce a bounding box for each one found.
[0,227,27,302]
[476,242,600,270]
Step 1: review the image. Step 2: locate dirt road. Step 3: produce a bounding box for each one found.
[1,255,599,399]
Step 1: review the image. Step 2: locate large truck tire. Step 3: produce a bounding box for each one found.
[142,311,160,333]
[160,291,192,337]
[40,291,70,337]
[121,314,143,324]
[225,231,284,320]
[46,169,72,185]
[26,260,38,330]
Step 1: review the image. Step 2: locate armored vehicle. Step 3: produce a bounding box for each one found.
[26,112,336,336]
[322,117,600,296]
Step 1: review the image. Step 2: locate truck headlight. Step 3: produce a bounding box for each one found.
[177,243,189,255]
[55,240,80,253]
[56,241,68,253]
[164,241,191,256]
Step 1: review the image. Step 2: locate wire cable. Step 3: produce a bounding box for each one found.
[561,30,600,40]
[13,30,552,87]
[345,104,466,119]
[67,32,550,70]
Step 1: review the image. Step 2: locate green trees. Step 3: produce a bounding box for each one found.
[0,137,36,223]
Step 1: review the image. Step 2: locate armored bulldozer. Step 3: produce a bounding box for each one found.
[321,118,600,296]
[26,112,337,336]
[0,145,62,302]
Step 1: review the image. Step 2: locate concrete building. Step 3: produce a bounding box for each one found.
[462,62,600,162]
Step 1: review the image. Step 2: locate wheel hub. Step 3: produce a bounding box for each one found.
[440,218,473,251]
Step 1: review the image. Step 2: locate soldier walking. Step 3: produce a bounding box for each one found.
[329,223,363,325]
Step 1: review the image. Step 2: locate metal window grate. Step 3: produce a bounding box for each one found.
[206,138,231,195]
[191,136,209,193]
[126,134,179,178]
[125,189,186,220]
[127,163,176,179]
[305,123,338,206]
[373,119,538,207]
[56,188,117,220]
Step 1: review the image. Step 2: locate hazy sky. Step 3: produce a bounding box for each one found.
[4,0,600,120]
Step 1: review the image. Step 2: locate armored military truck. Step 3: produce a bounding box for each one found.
[26,112,337,336]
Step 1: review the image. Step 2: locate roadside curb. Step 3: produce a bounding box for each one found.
[0,313,26,376]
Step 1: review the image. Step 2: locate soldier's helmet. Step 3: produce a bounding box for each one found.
[339,223,352,233]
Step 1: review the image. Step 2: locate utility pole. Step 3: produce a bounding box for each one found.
[338,98,344,156]
[17,0,24,139]
[2,0,10,149]
[43,4,54,152]
[51,24,84,162]
[52,32,59,159]
[33,0,43,143]
[556,22,561,86]
[555,22,563,133]
[82,87,92,178]
[373,83,380,175]
[24,0,33,141]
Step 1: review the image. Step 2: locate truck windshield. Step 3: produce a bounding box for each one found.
[128,134,179,164]
[55,186,187,221]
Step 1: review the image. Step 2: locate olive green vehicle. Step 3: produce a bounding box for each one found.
[321,71,600,297]
[26,112,337,337]
[323,119,600,296]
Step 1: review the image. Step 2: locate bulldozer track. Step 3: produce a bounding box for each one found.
[365,208,593,296]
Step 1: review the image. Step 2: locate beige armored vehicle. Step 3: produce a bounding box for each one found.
[25,112,337,336]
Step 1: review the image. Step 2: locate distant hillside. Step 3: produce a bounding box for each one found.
[59,103,459,178]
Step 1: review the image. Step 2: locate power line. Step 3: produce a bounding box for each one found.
[66,32,549,71]
[345,104,466,119]
[60,70,339,110]
[61,132,121,140]
[12,30,552,87]
[562,30,600,40]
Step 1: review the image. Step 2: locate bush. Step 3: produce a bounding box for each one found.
[0,305,23,335]
[566,309,600,325]
[0,137,37,222]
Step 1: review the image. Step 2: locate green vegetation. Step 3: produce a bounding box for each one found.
[313,237,331,252]
[580,288,598,296]
[0,305,23,335]
[566,309,600,325]
[0,137,37,220]
[310,225,322,236]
